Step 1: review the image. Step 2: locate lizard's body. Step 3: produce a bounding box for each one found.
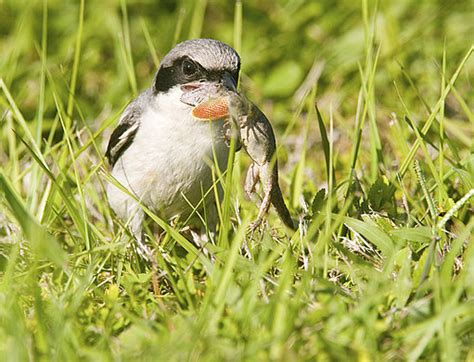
[229,95,295,230]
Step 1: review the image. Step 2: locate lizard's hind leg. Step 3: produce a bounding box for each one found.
[244,163,260,198]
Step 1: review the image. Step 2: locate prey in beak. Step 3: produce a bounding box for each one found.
[180,72,237,122]
[192,97,230,121]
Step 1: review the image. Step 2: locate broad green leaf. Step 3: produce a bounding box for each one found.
[311,188,326,215]
[390,227,432,248]
[344,216,395,256]
[367,176,395,211]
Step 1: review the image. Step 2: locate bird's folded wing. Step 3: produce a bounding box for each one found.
[105,98,143,167]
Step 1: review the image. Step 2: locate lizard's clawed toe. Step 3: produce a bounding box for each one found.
[248,218,265,234]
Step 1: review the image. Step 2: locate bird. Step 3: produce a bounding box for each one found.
[105,39,240,244]
[105,38,294,253]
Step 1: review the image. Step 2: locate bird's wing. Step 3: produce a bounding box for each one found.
[105,97,143,167]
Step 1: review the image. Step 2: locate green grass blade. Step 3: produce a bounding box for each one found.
[0,170,67,268]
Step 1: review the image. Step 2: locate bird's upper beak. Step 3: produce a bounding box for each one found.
[219,71,238,92]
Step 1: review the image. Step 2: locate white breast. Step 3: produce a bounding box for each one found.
[108,88,229,221]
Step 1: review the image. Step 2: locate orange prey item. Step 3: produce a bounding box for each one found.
[192,97,230,121]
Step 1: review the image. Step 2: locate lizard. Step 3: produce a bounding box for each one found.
[192,92,296,230]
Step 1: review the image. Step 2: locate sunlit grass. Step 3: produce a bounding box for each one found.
[1,0,473,360]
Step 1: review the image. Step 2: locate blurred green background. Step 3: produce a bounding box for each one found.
[2,0,472,129]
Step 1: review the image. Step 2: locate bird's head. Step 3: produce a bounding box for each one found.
[152,39,240,120]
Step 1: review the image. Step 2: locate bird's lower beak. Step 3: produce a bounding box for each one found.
[180,82,204,93]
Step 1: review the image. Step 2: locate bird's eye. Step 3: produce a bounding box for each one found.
[182,60,197,77]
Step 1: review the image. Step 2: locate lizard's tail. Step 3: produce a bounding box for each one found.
[271,186,296,230]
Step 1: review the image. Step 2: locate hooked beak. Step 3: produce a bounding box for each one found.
[220,71,237,92]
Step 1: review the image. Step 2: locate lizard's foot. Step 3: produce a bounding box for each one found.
[248,218,265,233]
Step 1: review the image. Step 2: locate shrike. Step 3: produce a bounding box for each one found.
[106,39,240,239]
[106,38,294,245]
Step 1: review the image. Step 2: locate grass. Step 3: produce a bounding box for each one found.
[1,0,473,360]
